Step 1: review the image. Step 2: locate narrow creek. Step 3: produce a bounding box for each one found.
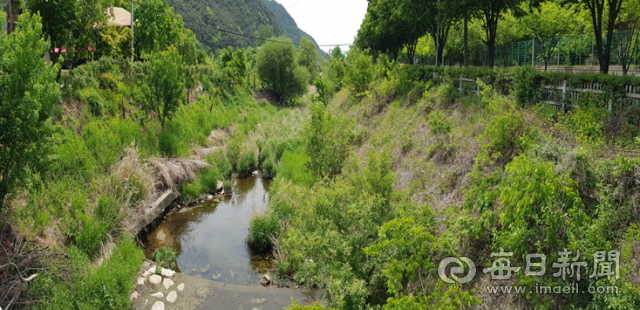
[143,174,276,286]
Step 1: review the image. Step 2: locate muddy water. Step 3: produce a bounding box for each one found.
[143,175,276,286]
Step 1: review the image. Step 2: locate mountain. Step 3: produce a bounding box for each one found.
[261,0,326,57]
[166,0,285,52]
[165,0,326,56]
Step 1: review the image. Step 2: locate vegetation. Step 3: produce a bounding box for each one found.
[152,246,178,269]
[256,37,310,103]
[0,13,59,211]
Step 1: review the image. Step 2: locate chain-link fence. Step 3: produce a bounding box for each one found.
[416,30,640,75]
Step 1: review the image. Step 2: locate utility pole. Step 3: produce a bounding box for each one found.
[131,0,134,63]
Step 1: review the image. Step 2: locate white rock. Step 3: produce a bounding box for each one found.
[252,170,259,176]
[156,230,166,241]
[143,266,156,277]
[150,292,164,298]
[149,275,162,285]
[137,277,145,285]
[161,268,176,277]
[130,291,139,301]
[217,180,223,190]
[166,291,177,303]
[151,301,165,310]
[207,195,213,200]
[163,278,175,290]
[177,283,185,291]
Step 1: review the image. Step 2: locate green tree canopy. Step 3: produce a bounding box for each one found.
[0,12,60,210]
[144,46,185,131]
[135,0,184,57]
[256,37,309,104]
[298,36,320,81]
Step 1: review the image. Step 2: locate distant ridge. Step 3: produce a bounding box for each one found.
[261,0,327,56]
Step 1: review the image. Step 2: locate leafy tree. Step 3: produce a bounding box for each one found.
[26,0,77,60]
[298,36,320,81]
[220,46,248,86]
[304,103,353,178]
[0,12,60,210]
[256,37,309,103]
[521,2,580,71]
[343,47,374,94]
[256,24,274,41]
[331,46,343,60]
[471,0,541,68]
[135,0,184,57]
[99,26,133,59]
[616,0,640,75]
[579,0,625,74]
[144,46,185,132]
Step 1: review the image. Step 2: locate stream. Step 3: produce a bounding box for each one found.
[143,174,276,286]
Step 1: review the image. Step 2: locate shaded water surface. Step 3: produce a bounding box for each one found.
[143,175,275,286]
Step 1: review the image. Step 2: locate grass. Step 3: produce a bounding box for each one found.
[248,211,280,251]
[152,246,177,269]
[277,147,316,186]
[26,237,144,309]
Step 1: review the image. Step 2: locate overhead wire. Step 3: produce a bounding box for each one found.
[130,0,427,49]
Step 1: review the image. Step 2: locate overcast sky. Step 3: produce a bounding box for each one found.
[274,0,368,53]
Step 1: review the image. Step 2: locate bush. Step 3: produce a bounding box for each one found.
[237,152,257,177]
[343,48,374,95]
[263,158,277,179]
[304,103,353,178]
[78,88,104,117]
[278,147,316,186]
[248,212,280,251]
[158,132,180,157]
[181,178,202,201]
[152,246,177,269]
[256,37,309,104]
[74,212,109,258]
[206,149,233,179]
[200,167,221,193]
[558,95,606,145]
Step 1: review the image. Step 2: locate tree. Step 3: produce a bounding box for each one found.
[298,36,320,81]
[331,46,344,60]
[256,37,309,104]
[343,47,374,94]
[144,47,185,132]
[616,0,640,75]
[304,103,353,178]
[0,12,60,210]
[135,0,184,57]
[256,24,274,41]
[521,2,579,71]
[472,0,541,68]
[26,0,77,61]
[579,0,625,73]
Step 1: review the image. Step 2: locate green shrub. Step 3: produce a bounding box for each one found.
[558,96,606,145]
[278,147,316,186]
[237,152,257,177]
[248,212,280,251]
[181,178,202,201]
[223,180,232,191]
[343,47,374,95]
[304,103,354,178]
[74,212,109,258]
[263,158,277,179]
[158,132,180,157]
[78,88,104,117]
[53,106,63,120]
[152,246,177,269]
[227,132,246,168]
[200,167,221,193]
[206,149,233,179]
[94,195,122,229]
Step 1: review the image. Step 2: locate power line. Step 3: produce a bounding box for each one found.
[287,0,304,10]
[130,0,426,49]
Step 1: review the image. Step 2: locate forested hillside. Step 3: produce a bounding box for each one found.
[261,0,326,56]
[166,0,283,52]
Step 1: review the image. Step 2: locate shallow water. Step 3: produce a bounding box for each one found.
[143,175,276,286]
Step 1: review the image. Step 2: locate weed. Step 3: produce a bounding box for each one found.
[248,212,279,251]
[152,246,177,269]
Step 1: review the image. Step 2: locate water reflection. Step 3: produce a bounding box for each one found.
[143,175,275,285]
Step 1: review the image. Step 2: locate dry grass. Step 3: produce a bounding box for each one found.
[147,157,210,192]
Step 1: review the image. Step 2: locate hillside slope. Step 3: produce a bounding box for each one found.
[261,0,327,56]
[166,0,326,56]
[166,0,284,52]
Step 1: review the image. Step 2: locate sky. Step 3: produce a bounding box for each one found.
[273,0,369,53]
